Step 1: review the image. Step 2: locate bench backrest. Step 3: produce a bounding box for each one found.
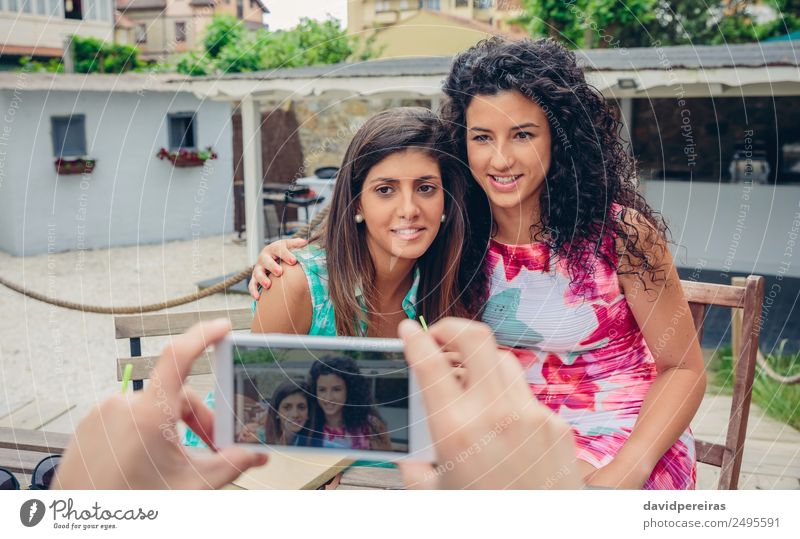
[682,276,765,490]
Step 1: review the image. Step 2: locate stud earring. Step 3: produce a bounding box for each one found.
[355,214,364,224]
[441,214,446,223]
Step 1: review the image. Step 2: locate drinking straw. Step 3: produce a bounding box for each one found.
[121,363,134,393]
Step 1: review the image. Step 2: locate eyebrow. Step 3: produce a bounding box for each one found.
[469,122,540,132]
[369,175,441,183]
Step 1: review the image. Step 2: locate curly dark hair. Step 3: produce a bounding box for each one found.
[307,355,388,446]
[441,37,669,304]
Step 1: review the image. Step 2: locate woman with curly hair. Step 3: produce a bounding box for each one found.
[307,356,392,451]
[440,37,705,490]
[251,38,705,489]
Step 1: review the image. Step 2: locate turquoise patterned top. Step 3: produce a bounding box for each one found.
[292,243,420,335]
[184,243,420,448]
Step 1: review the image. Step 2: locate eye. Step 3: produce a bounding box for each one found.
[515,131,534,140]
[418,184,437,194]
[471,134,490,142]
[375,185,394,195]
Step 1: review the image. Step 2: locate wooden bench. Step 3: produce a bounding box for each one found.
[113,276,765,490]
[0,427,71,488]
[683,275,765,490]
[114,308,254,390]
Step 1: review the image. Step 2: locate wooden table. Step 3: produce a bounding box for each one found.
[0,427,403,490]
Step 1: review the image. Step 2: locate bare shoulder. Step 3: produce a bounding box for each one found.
[613,206,669,277]
[251,262,312,334]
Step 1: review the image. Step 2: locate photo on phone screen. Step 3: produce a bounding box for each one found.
[231,344,409,454]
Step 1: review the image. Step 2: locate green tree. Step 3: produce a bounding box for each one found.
[203,14,246,58]
[516,0,800,47]
[176,15,377,76]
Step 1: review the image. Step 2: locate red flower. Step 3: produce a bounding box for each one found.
[538,353,601,412]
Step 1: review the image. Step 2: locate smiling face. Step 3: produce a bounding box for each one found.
[278,392,309,435]
[357,149,445,267]
[465,90,552,225]
[316,374,347,419]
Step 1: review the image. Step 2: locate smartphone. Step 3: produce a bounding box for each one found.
[214,333,435,462]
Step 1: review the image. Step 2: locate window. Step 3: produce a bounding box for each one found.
[168,113,197,151]
[236,0,242,18]
[418,0,440,9]
[455,0,469,6]
[52,115,87,158]
[475,0,493,8]
[175,21,186,43]
[63,0,82,20]
[136,23,147,44]
[20,0,32,12]
[376,0,390,11]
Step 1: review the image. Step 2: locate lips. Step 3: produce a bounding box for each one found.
[488,174,522,192]
[390,227,425,240]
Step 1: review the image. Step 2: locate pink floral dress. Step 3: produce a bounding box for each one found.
[481,228,696,490]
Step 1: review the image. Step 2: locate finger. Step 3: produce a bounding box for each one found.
[428,318,504,398]
[181,390,217,450]
[192,447,268,489]
[277,245,298,265]
[253,265,273,287]
[286,237,308,252]
[493,349,533,407]
[261,255,283,276]
[248,277,260,300]
[398,319,460,414]
[396,462,439,489]
[149,319,231,397]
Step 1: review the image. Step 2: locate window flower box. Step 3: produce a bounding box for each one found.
[54,157,96,175]
[157,147,217,168]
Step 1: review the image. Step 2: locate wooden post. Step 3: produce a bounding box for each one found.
[241,95,265,265]
[731,276,746,377]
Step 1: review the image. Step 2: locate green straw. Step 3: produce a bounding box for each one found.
[418,315,429,332]
[121,363,133,393]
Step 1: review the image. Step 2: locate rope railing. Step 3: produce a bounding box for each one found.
[0,204,331,315]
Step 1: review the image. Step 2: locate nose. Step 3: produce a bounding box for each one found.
[489,139,516,171]
[397,186,421,220]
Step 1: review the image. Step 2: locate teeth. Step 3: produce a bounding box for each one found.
[493,175,518,184]
[394,228,421,235]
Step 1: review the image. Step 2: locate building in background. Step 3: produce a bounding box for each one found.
[0,72,234,255]
[116,0,269,62]
[348,0,524,36]
[348,0,525,58]
[0,0,116,69]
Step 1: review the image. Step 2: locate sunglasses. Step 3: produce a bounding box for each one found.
[0,455,61,490]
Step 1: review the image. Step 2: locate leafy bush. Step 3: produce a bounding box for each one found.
[711,342,800,431]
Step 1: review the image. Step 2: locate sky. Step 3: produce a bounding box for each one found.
[264,0,350,30]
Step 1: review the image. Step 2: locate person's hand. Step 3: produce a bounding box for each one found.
[238,423,262,444]
[583,457,649,489]
[52,320,268,489]
[397,318,581,489]
[248,238,308,299]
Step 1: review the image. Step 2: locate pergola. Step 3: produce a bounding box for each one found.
[174,41,799,264]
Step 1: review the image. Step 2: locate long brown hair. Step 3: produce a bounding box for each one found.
[264,380,311,445]
[313,107,469,335]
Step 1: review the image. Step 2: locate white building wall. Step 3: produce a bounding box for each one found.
[0,0,115,51]
[0,88,234,256]
[642,180,800,279]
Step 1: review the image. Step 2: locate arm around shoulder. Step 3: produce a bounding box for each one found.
[251,262,313,335]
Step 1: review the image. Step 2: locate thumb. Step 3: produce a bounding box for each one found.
[396,461,440,490]
[192,448,268,489]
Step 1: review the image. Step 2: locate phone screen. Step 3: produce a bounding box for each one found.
[230,344,409,454]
